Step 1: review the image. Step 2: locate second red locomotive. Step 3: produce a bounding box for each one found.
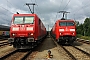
[8,13,47,49]
[51,19,76,44]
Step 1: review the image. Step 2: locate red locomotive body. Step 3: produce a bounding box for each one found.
[51,19,76,44]
[8,14,47,49]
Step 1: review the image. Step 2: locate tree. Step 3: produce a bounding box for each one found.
[76,18,90,36]
[76,24,84,35]
[75,21,79,26]
[83,18,90,36]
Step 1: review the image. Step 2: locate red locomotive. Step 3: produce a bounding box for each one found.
[8,13,47,49]
[51,19,76,44]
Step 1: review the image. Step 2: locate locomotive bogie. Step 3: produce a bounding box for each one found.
[57,36,76,44]
[8,38,37,49]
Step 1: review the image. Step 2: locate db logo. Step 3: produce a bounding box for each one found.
[20,27,25,30]
[20,25,25,31]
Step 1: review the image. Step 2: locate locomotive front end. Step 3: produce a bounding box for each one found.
[8,14,36,49]
[58,20,76,44]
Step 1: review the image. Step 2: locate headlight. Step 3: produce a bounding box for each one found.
[59,29,64,31]
[27,27,33,31]
[12,33,16,36]
[70,29,75,31]
[12,27,19,31]
[31,33,33,35]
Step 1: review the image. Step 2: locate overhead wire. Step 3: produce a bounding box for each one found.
[70,0,90,20]
[0,0,14,25]
[6,0,26,14]
[0,6,12,25]
[0,11,10,17]
[53,0,64,23]
[25,0,37,14]
[32,0,38,14]
[0,16,10,23]
[63,0,71,11]
[0,5,13,14]
[6,0,15,7]
[34,0,48,29]
[59,0,64,10]
[34,0,41,16]
[54,0,71,21]
[72,2,90,14]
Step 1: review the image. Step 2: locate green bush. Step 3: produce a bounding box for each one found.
[76,34,83,38]
[77,34,90,40]
[80,36,90,40]
[80,36,87,39]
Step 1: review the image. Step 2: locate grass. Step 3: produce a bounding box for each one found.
[77,34,90,40]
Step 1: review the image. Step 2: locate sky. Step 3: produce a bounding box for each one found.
[0,0,90,31]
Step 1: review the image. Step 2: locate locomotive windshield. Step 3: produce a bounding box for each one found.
[59,22,74,26]
[14,16,34,24]
[24,17,34,24]
[14,17,23,24]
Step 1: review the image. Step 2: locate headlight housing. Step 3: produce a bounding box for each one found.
[26,27,33,31]
[70,29,75,31]
[12,27,19,31]
[59,29,64,31]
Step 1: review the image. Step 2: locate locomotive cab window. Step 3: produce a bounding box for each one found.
[59,22,66,26]
[13,16,34,24]
[25,16,34,24]
[14,17,23,24]
[67,22,74,26]
[59,22,74,26]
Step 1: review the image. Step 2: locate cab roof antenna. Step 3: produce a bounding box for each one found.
[16,12,19,14]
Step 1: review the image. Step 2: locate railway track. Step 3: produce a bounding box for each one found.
[0,35,90,60]
[0,37,46,60]
[0,36,47,60]
[0,38,8,41]
[0,40,9,47]
[62,46,90,60]
[0,49,18,59]
[0,49,32,60]
[77,38,90,44]
[52,37,90,60]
